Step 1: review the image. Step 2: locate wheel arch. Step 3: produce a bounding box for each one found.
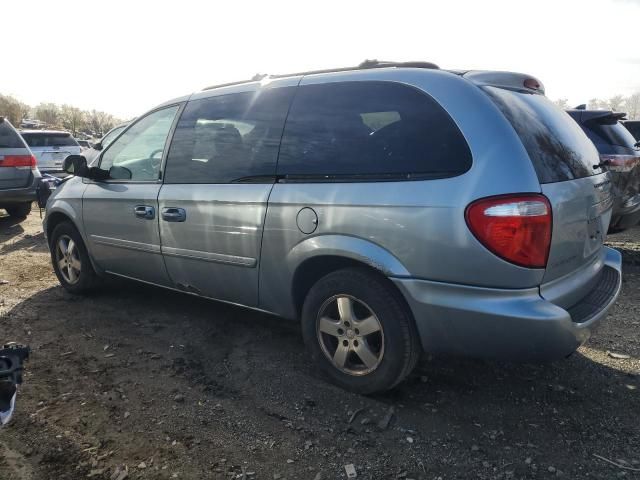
[287,235,412,317]
[45,205,102,275]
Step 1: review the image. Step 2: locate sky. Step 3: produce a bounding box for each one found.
[2,0,639,119]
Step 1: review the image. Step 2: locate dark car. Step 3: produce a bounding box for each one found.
[0,117,41,219]
[567,108,640,231]
[623,120,640,141]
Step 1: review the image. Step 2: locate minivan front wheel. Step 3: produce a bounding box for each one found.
[50,222,98,294]
[302,268,421,394]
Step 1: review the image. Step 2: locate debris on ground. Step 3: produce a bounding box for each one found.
[345,464,357,478]
[0,213,638,479]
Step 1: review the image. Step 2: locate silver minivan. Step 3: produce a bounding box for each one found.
[44,62,622,393]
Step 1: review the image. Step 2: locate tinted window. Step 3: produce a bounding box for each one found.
[0,122,25,148]
[624,121,640,141]
[21,132,79,147]
[164,87,295,183]
[484,87,601,183]
[584,121,637,150]
[100,106,179,181]
[277,81,471,179]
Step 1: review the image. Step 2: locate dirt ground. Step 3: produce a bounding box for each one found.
[0,209,638,480]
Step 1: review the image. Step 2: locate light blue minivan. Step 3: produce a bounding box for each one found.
[44,61,622,393]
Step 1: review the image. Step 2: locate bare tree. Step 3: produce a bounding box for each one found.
[625,93,640,120]
[34,103,61,127]
[588,98,608,110]
[60,105,85,136]
[608,95,625,112]
[1,92,125,136]
[0,94,25,125]
[553,98,569,109]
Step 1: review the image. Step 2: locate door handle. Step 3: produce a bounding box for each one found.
[134,205,155,220]
[161,207,186,222]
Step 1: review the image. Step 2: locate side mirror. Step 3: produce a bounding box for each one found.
[93,142,103,151]
[108,166,132,180]
[62,155,88,176]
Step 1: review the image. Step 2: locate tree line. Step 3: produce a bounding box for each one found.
[553,92,640,119]
[0,93,125,138]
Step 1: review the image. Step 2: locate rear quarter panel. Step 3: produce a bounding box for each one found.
[259,69,545,319]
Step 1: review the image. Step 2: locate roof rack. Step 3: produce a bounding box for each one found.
[202,59,439,91]
[269,59,440,79]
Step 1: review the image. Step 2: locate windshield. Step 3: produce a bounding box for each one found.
[101,126,126,148]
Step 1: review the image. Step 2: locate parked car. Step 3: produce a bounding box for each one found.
[44,62,622,393]
[76,139,93,150]
[20,130,82,174]
[84,123,129,166]
[623,120,640,141]
[567,108,640,231]
[0,117,41,219]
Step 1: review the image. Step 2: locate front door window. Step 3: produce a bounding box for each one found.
[99,106,179,181]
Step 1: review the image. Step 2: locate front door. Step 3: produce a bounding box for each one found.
[158,84,296,306]
[83,105,181,285]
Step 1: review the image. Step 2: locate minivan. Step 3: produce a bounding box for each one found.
[0,117,41,219]
[44,61,622,393]
[20,130,82,174]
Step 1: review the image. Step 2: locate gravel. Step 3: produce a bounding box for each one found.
[0,211,638,479]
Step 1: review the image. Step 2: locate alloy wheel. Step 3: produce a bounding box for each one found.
[316,295,384,376]
[55,235,82,284]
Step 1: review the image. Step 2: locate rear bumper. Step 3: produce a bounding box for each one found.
[393,247,622,361]
[611,199,640,230]
[0,174,39,205]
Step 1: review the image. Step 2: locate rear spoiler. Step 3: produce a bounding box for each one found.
[462,71,545,95]
[579,110,627,125]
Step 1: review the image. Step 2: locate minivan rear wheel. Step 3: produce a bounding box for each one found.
[50,221,98,294]
[301,268,421,394]
[5,202,32,219]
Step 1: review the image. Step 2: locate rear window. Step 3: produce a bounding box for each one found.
[585,120,637,150]
[624,121,640,141]
[0,122,26,148]
[21,132,79,148]
[484,87,601,183]
[277,81,472,180]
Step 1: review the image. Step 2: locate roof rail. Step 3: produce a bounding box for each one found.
[202,59,439,91]
[269,59,439,79]
[202,78,261,91]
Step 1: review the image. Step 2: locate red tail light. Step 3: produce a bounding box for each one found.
[0,155,37,169]
[465,194,552,268]
[599,154,640,172]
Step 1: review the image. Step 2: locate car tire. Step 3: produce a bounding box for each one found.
[50,221,98,294]
[301,267,421,394]
[5,202,32,219]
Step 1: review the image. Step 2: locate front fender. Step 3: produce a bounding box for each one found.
[43,179,102,274]
[286,234,411,277]
[43,178,86,238]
